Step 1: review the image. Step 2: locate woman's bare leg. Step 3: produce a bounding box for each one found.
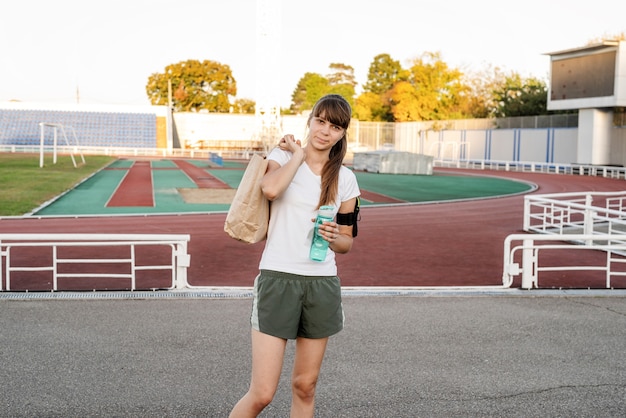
[290,337,329,418]
[229,329,287,418]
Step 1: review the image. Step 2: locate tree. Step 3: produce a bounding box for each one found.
[352,92,379,121]
[146,59,237,112]
[387,52,469,121]
[327,63,357,88]
[290,63,357,114]
[290,72,330,113]
[326,63,356,109]
[363,53,403,95]
[385,81,423,122]
[460,65,508,118]
[232,98,255,114]
[586,31,626,44]
[493,73,548,117]
[353,54,406,121]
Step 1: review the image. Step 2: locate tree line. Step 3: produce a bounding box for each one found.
[146,34,625,122]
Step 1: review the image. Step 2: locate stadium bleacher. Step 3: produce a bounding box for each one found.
[0,107,157,148]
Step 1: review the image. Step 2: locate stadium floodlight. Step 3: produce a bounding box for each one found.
[254,0,282,153]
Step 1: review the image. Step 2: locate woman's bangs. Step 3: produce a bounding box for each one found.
[314,100,351,129]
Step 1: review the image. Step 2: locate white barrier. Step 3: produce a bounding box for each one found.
[523,191,626,240]
[436,159,626,179]
[502,234,626,289]
[0,234,190,292]
[508,191,626,289]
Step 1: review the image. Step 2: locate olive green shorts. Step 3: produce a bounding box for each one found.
[251,269,344,340]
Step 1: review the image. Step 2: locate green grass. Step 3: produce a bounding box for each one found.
[0,153,116,216]
[354,171,532,203]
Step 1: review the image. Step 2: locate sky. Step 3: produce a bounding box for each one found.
[1,0,625,108]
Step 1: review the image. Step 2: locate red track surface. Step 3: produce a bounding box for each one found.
[360,189,405,203]
[107,161,154,207]
[2,168,626,290]
[173,160,230,188]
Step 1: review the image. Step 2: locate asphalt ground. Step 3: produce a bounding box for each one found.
[1,290,625,417]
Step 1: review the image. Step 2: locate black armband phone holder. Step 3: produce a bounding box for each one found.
[336,197,361,237]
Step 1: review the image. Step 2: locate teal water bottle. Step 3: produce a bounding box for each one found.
[309,205,335,261]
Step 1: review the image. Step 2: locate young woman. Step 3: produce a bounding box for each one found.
[229,94,361,417]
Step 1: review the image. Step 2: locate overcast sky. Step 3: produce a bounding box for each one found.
[1,0,624,108]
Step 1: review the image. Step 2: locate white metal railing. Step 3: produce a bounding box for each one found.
[506,192,626,289]
[503,234,626,289]
[523,191,626,245]
[0,145,262,161]
[0,234,190,292]
[435,159,626,179]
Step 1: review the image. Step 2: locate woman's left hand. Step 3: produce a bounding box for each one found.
[321,221,340,243]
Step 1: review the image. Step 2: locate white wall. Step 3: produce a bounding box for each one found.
[577,109,613,165]
[518,130,546,162]
[172,112,310,148]
[552,129,578,164]
[170,112,626,166]
[609,124,626,165]
[489,130,516,161]
[465,130,487,160]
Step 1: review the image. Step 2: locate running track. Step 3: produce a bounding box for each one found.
[2,168,626,290]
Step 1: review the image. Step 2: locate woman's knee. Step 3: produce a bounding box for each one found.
[291,374,318,401]
[249,385,277,409]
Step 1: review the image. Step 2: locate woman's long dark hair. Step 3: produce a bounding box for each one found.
[307,94,352,208]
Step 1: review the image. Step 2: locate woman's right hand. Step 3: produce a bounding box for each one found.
[279,134,302,153]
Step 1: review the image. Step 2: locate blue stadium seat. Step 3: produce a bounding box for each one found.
[0,109,157,148]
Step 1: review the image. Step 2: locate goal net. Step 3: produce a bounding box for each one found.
[38,122,86,168]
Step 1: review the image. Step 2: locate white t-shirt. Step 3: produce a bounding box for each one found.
[259,148,361,276]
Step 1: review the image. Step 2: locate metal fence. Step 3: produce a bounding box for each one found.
[503,234,626,289]
[436,160,626,179]
[495,114,579,129]
[501,191,626,289]
[523,191,626,240]
[0,233,191,292]
[348,114,584,153]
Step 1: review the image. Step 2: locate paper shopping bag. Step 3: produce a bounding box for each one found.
[224,154,269,243]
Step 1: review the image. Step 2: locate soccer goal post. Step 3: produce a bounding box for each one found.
[38,122,85,168]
